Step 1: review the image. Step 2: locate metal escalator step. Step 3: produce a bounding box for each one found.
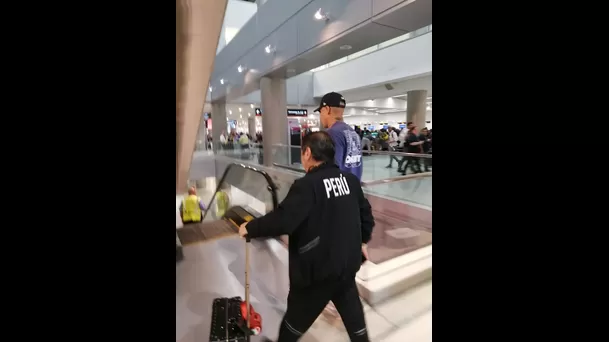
[177,220,238,246]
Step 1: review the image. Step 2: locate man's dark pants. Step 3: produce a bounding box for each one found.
[276,276,369,342]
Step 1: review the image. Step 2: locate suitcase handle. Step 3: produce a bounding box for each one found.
[244,235,251,339]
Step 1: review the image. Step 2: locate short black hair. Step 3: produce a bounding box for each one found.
[301,131,335,163]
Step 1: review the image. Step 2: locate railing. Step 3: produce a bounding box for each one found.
[310,25,432,72]
[210,142,432,207]
[200,162,279,222]
[205,154,431,265]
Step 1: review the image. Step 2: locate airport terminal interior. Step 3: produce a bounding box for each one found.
[176,0,431,341]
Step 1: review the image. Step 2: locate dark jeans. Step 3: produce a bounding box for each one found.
[400,156,422,174]
[276,277,369,342]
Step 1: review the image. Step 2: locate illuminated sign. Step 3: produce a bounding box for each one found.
[254,108,308,117]
[287,109,308,116]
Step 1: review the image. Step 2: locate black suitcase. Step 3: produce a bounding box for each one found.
[209,236,258,342]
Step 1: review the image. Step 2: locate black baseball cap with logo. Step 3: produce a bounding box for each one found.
[314,92,346,112]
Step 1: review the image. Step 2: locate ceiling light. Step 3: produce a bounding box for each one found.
[209,86,212,92]
[265,45,276,54]
[250,104,254,108]
[339,45,352,50]
[237,65,245,73]
[240,115,242,118]
[314,8,329,21]
[238,107,242,112]
[426,106,432,111]
[220,79,224,85]
[248,113,251,117]
[229,110,232,114]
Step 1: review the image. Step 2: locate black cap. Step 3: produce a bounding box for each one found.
[314,92,346,112]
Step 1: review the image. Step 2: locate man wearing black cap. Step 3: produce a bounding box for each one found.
[314,92,363,180]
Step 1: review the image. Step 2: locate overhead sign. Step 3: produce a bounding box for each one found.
[287,109,308,117]
[254,108,308,117]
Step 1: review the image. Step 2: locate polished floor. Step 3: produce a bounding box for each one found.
[178,174,431,341]
[176,236,431,342]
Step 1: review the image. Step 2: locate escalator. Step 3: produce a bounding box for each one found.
[176,163,289,341]
[176,163,279,249]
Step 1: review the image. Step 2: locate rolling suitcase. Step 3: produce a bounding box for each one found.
[209,236,262,342]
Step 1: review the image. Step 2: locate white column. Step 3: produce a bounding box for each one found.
[248,116,256,136]
[211,101,227,153]
[406,90,428,130]
[195,112,208,150]
[176,0,228,193]
[260,77,288,166]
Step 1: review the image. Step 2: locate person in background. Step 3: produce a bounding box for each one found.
[240,132,374,342]
[239,132,249,149]
[179,186,206,224]
[401,125,424,175]
[361,135,372,156]
[220,131,227,149]
[315,92,363,180]
[386,127,400,168]
[418,127,432,172]
[397,122,413,172]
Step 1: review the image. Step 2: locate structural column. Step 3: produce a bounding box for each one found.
[247,116,256,136]
[406,90,428,130]
[211,101,227,153]
[195,112,208,150]
[176,0,228,194]
[260,77,288,166]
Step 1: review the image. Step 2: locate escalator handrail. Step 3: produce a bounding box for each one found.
[201,162,279,222]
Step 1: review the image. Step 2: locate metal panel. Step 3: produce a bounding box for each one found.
[296,0,373,54]
[269,18,299,69]
[212,14,260,80]
[284,22,405,78]
[372,0,409,16]
[373,0,432,32]
[256,0,314,40]
[295,72,315,105]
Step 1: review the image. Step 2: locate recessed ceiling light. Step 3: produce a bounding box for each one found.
[248,113,251,117]
[313,8,330,20]
[237,65,244,73]
[339,45,352,50]
[265,45,276,54]
[238,107,242,112]
[220,79,224,85]
[314,9,324,20]
[229,110,232,114]
[250,104,254,108]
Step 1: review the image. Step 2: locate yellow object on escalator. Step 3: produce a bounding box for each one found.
[182,195,202,222]
[215,191,229,218]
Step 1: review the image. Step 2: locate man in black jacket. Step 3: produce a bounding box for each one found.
[239,131,375,342]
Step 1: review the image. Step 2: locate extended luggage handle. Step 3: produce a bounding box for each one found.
[244,235,251,336]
